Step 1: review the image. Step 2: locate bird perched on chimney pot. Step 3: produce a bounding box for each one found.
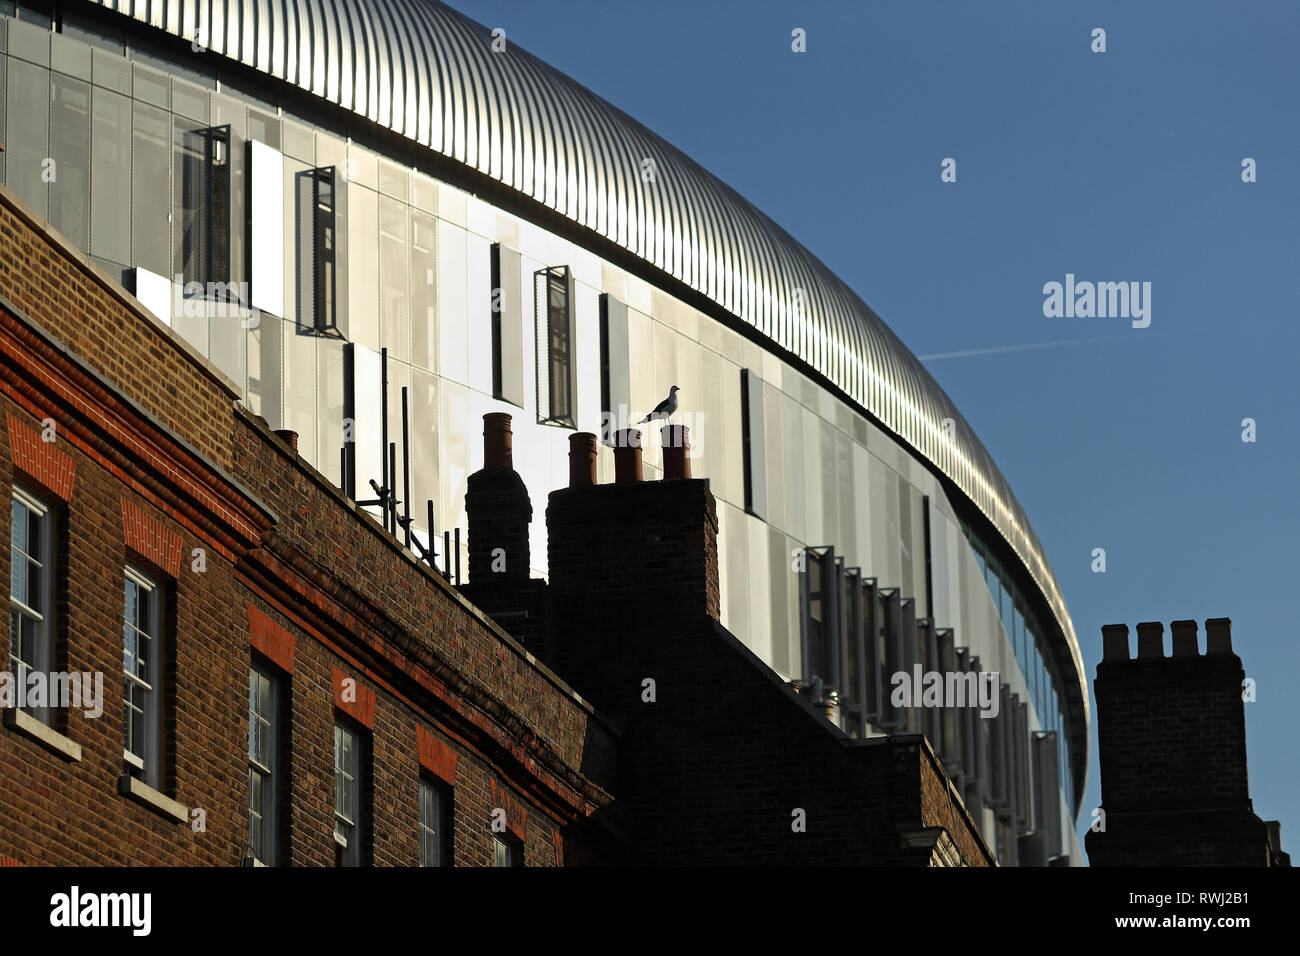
[639,386,680,426]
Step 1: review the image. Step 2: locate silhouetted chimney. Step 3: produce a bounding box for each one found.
[611,428,643,483]
[465,413,531,583]
[1088,618,1285,866]
[548,464,718,620]
[661,425,691,479]
[545,437,720,703]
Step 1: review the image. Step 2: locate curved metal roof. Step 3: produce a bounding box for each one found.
[84,0,1088,793]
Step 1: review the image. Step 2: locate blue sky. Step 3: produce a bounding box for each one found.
[452,0,1299,856]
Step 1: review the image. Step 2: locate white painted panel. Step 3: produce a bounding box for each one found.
[133,267,173,328]
[249,140,285,317]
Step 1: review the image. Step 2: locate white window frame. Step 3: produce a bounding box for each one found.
[9,487,53,725]
[418,776,449,867]
[123,565,162,787]
[493,833,522,868]
[248,664,280,866]
[334,719,363,866]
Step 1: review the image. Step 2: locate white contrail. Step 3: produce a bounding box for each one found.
[918,335,1136,361]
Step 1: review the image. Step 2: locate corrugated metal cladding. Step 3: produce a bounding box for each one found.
[84,0,1088,737]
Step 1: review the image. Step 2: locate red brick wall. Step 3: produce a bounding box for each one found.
[0,192,239,469]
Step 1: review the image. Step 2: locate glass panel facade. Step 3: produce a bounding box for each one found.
[131,100,171,276]
[7,59,49,216]
[379,196,409,362]
[49,73,89,248]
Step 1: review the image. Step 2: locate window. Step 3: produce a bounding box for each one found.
[799,546,835,697]
[740,368,767,518]
[296,166,339,334]
[598,292,630,436]
[491,243,503,398]
[334,719,366,866]
[489,243,524,406]
[174,123,231,292]
[418,777,451,867]
[123,566,162,786]
[493,834,523,868]
[9,488,52,724]
[534,265,574,427]
[248,664,282,866]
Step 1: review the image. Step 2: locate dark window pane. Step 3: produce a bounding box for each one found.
[173,122,231,289]
[296,167,337,332]
[545,268,572,423]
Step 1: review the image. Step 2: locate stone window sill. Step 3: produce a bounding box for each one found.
[117,773,189,824]
[2,707,82,762]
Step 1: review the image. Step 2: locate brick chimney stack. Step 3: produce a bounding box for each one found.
[465,413,531,583]
[545,435,720,706]
[1087,618,1286,866]
[547,447,718,623]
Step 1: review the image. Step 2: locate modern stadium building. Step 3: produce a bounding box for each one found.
[0,0,1087,864]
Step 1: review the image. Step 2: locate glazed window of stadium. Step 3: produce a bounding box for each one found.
[174,124,231,293]
[297,167,340,335]
[799,546,839,704]
[740,369,767,519]
[491,243,524,406]
[535,266,574,427]
[798,546,911,736]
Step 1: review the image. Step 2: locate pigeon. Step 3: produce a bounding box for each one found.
[639,386,680,426]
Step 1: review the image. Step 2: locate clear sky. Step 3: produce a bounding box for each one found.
[450,0,1299,857]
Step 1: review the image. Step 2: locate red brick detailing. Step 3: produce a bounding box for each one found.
[249,605,296,674]
[8,414,74,500]
[416,726,458,785]
[0,856,21,867]
[121,498,183,577]
[490,779,527,840]
[551,828,564,866]
[332,667,377,729]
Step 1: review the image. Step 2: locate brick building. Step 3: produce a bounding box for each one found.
[0,181,623,867]
[1087,619,1288,867]
[0,177,993,866]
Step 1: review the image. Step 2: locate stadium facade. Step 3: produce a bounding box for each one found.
[0,0,1086,864]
